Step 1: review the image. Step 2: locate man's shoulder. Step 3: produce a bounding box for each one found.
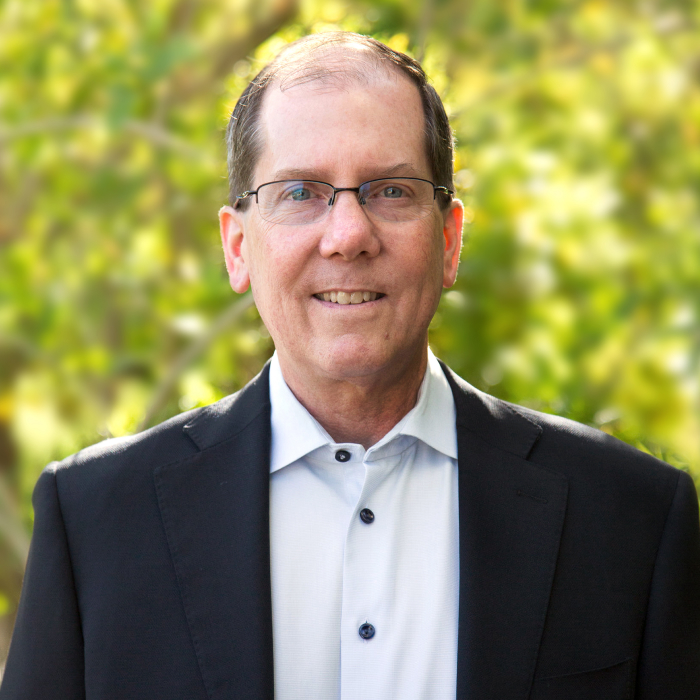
[47,404,203,480]
[45,363,271,490]
[512,399,682,491]
[442,361,688,500]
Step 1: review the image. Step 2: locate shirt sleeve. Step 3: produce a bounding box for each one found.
[0,467,86,700]
[636,469,700,698]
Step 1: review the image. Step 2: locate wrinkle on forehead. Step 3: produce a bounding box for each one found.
[252,45,428,185]
[273,44,404,94]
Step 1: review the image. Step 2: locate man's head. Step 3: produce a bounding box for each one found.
[225,32,455,211]
[219,32,463,390]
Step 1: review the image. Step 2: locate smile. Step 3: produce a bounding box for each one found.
[314,291,384,305]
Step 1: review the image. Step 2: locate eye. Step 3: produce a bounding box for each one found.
[381,185,404,199]
[288,187,311,201]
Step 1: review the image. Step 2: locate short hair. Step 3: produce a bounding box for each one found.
[225,32,455,210]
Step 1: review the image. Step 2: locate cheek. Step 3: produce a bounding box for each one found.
[247,225,291,292]
[247,230,313,335]
[412,222,447,281]
[412,227,450,311]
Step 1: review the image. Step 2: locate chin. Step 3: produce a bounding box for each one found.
[315,339,392,381]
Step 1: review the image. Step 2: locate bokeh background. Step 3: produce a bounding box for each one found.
[1,0,699,668]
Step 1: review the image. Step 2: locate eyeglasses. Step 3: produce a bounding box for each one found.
[235,178,453,226]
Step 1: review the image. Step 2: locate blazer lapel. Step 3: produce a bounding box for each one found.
[154,364,274,700]
[154,359,566,700]
[442,365,569,700]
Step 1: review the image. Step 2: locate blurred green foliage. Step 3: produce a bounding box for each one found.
[1,0,699,664]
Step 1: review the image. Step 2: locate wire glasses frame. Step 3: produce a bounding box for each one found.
[234,177,454,226]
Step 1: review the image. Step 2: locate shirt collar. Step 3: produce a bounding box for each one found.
[269,348,457,474]
[269,353,333,473]
[396,348,457,460]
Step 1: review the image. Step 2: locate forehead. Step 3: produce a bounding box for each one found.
[255,70,429,183]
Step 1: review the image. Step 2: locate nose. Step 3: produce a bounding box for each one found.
[318,189,381,261]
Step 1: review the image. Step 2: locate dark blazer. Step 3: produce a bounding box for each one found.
[1,362,699,700]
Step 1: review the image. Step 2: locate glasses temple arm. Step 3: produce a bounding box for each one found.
[233,190,258,209]
[433,186,454,199]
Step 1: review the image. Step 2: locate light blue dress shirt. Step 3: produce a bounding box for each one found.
[269,348,459,700]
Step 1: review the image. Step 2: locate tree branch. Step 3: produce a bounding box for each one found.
[170,0,299,103]
[450,19,696,119]
[136,292,256,432]
[0,116,213,163]
[0,477,30,567]
[415,0,436,64]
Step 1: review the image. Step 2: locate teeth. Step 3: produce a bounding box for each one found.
[318,291,381,304]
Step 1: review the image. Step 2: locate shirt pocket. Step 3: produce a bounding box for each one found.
[530,658,633,700]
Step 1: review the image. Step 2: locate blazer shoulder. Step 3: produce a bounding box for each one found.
[441,360,686,500]
[504,400,692,526]
[44,404,205,487]
[517,402,679,480]
[46,361,272,486]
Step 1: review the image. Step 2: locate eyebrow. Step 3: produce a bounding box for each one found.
[381,162,423,177]
[270,162,425,182]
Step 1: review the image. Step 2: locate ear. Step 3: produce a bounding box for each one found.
[441,199,464,288]
[219,205,250,293]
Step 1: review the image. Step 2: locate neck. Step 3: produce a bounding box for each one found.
[277,345,429,450]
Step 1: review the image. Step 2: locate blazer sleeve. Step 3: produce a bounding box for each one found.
[636,469,700,698]
[0,468,85,700]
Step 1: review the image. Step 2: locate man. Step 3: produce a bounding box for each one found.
[1,32,699,700]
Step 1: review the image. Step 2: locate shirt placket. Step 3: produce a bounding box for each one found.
[338,446,402,700]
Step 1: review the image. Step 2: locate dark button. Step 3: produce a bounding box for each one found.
[335,450,351,463]
[358,622,375,640]
[359,508,375,524]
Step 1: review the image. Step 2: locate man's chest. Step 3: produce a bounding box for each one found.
[269,440,459,700]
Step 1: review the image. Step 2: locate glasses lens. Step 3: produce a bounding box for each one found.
[256,181,334,225]
[360,178,435,222]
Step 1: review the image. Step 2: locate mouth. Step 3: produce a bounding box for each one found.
[313,291,385,305]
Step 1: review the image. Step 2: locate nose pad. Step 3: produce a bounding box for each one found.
[357,184,368,207]
[328,188,366,211]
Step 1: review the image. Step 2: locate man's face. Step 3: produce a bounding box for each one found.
[220,71,462,387]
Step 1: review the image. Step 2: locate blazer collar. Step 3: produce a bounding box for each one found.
[181,361,271,452]
[439,359,543,459]
[182,359,541,459]
[442,362,568,700]
[157,360,567,700]
[154,362,274,700]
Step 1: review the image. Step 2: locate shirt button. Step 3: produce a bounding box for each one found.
[359,508,375,524]
[358,623,375,640]
[335,450,351,462]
